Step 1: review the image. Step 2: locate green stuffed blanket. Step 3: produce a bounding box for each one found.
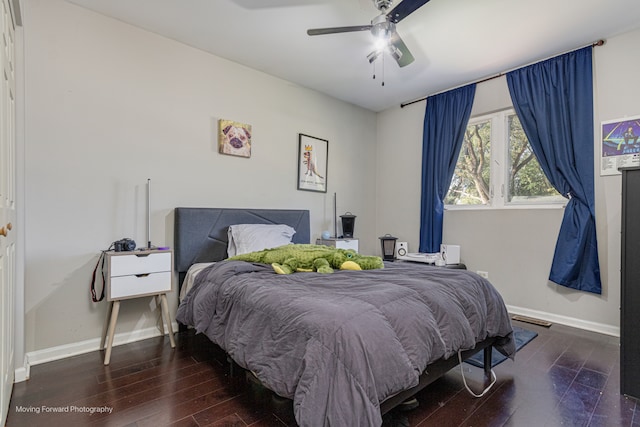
[228,244,384,274]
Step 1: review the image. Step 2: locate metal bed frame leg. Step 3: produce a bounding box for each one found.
[227,356,235,377]
[483,346,493,377]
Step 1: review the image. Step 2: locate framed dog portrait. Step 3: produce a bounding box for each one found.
[297,134,328,193]
[218,119,252,158]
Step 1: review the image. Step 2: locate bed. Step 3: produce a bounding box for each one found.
[174,207,515,427]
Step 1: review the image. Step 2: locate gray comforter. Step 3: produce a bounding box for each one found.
[176,260,515,427]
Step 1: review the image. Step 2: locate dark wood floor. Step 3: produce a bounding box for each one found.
[6,319,639,427]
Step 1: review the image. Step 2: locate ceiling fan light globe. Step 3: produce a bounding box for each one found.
[370,16,395,40]
[367,50,381,64]
[374,38,387,51]
[388,44,403,61]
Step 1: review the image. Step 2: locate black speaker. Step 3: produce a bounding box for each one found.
[340,212,356,238]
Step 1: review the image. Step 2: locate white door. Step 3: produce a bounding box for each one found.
[0,0,16,424]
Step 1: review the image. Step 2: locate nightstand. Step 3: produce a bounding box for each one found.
[101,249,175,365]
[316,238,359,252]
[397,259,467,269]
[441,263,467,269]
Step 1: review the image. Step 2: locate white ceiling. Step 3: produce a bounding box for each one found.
[65,0,640,112]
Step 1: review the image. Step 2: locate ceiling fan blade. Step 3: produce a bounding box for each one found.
[387,0,431,23]
[389,31,414,67]
[307,25,372,36]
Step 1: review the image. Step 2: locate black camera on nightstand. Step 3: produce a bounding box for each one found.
[114,238,136,252]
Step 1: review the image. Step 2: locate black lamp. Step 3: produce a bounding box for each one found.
[340,212,356,238]
[379,234,398,261]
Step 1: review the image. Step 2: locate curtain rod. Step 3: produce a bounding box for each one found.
[400,39,605,109]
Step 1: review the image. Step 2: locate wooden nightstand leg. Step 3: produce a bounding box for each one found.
[100,301,113,350]
[159,293,176,348]
[104,301,120,365]
[156,295,165,335]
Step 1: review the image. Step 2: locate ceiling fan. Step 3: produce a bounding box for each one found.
[307,0,432,68]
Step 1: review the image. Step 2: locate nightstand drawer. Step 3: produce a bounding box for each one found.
[110,252,171,276]
[316,238,359,252]
[109,271,172,300]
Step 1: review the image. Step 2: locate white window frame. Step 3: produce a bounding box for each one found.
[445,109,566,211]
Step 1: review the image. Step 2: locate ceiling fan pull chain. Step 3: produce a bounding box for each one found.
[382,53,385,86]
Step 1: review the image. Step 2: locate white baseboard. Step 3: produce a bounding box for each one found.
[14,355,29,382]
[507,305,619,337]
[14,322,179,383]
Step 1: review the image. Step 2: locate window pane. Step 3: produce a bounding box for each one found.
[507,114,563,203]
[445,119,491,205]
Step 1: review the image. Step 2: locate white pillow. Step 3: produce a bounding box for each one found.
[227,224,296,257]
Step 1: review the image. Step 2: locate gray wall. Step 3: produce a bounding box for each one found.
[377,29,640,335]
[21,0,377,354]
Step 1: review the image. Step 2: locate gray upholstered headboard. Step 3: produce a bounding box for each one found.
[174,207,310,279]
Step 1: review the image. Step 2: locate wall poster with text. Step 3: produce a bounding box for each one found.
[601,115,640,175]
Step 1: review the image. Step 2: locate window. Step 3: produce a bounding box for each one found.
[445,109,564,208]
